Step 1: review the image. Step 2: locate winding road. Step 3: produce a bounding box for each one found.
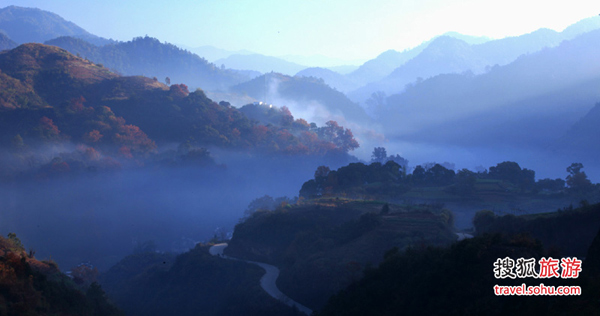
[209,243,313,315]
[209,234,471,314]
[456,232,474,241]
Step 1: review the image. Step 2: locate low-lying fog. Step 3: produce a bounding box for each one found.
[0,153,349,271]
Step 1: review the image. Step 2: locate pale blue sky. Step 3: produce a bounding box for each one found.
[1,0,598,61]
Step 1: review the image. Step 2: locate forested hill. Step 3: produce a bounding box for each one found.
[46,36,251,91]
[0,43,360,179]
[231,73,371,125]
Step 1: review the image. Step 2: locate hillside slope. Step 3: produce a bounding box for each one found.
[46,36,250,91]
[226,199,456,309]
[0,233,123,315]
[0,6,110,46]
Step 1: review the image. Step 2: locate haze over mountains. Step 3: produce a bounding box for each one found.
[349,16,600,104]
[375,28,600,178]
[1,3,600,315]
[0,4,598,175]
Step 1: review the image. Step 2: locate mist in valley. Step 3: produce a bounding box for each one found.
[1,2,600,315]
[0,147,355,271]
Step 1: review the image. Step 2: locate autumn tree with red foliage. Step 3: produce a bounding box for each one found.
[114,124,156,156]
[169,84,189,98]
[317,120,359,153]
[84,130,103,143]
[37,116,61,140]
[67,96,88,112]
[279,106,294,127]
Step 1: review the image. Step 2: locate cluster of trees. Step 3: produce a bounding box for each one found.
[370,146,408,169]
[243,195,297,218]
[238,102,359,154]
[300,147,598,199]
[0,233,123,315]
[300,161,407,198]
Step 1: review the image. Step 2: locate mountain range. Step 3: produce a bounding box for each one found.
[215,53,308,76]
[377,28,600,162]
[1,4,600,173]
[348,16,600,104]
[46,35,253,91]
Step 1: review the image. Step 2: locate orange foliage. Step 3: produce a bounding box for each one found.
[39,117,60,136]
[115,124,156,154]
[68,96,87,112]
[252,125,269,142]
[276,129,294,143]
[169,84,189,98]
[84,130,103,143]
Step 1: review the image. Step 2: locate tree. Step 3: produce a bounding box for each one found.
[279,106,294,127]
[165,76,171,85]
[567,163,584,175]
[452,169,477,195]
[387,154,408,171]
[566,163,593,194]
[314,166,331,180]
[244,195,276,217]
[411,165,426,185]
[169,83,189,98]
[371,147,387,164]
[535,178,565,193]
[425,164,455,186]
[380,203,390,215]
[84,130,103,143]
[316,121,359,152]
[488,161,535,191]
[37,116,61,140]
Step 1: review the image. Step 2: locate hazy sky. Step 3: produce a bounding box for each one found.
[1,0,598,61]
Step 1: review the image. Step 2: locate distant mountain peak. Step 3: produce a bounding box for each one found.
[420,35,471,55]
[561,15,600,39]
[0,5,110,46]
[441,31,492,45]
